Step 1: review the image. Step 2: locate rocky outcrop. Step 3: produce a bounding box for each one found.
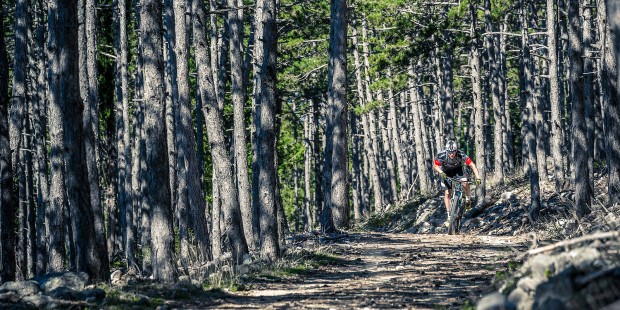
[478,240,620,310]
[0,272,105,309]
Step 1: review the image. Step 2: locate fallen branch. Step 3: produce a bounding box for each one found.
[526,231,619,256]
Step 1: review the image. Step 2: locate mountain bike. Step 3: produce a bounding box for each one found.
[445,176,473,235]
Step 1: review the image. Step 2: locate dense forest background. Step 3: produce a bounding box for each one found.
[1,0,620,284]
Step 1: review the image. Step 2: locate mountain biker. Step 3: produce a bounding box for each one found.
[433,140,481,226]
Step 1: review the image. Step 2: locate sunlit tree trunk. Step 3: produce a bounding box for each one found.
[140,0,176,281]
[470,2,486,199]
[193,0,249,264]
[548,0,567,191]
[227,0,255,250]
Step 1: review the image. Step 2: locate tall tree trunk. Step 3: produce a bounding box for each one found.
[521,0,542,220]
[46,1,67,273]
[34,0,49,275]
[408,65,431,194]
[470,2,486,199]
[500,16,514,171]
[582,0,595,189]
[114,0,136,271]
[603,0,620,206]
[140,0,176,281]
[59,0,109,281]
[324,0,348,231]
[174,0,210,264]
[227,0,255,250]
[387,69,407,199]
[0,0,17,282]
[79,0,108,277]
[568,0,592,217]
[548,0,567,191]
[312,98,323,221]
[11,0,30,281]
[193,0,249,264]
[303,115,313,229]
[484,0,504,183]
[254,0,280,260]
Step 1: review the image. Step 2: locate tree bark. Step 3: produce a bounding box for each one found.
[548,0,567,191]
[193,0,249,264]
[0,0,17,282]
[140,0,176,281]
[46,0,67,273]
[470,2,486,199]
[254,0,280,260]
[408,65,431,194]
[227,0,255,250]
[604,0,620,206]
[325,0,348,231]
[568,0,592,217]
[58,0,109,282]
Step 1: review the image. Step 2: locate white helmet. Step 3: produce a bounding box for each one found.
[446,140,458,153]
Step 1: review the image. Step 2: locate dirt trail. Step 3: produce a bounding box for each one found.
[188,233,528,309]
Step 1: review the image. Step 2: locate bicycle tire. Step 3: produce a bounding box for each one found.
[448,192,461,235]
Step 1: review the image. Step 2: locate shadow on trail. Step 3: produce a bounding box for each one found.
[193,232,527,309]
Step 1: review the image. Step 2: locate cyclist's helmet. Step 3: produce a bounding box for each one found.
[446,140,458,154]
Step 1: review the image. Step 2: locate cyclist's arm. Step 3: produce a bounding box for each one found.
[433,159,444,175]
[466,160,481,180]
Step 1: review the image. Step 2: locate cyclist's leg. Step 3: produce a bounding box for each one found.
[444,189,451,213]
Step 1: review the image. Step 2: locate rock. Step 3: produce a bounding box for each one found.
[40,272,89,293]
[569,247,602,272]
[532,267,575,310]
[0,291,20,303]
[517,276,544,293]
[529,254,555,279]
[0,280,41,296]
[48,287,81,301]
[21,294,51,308]
[110,270,123,284]
[477,292,516,310]
[242,254,253,265]
[507,288,532,310]
[80,288,105,302]
[237,264,250,275]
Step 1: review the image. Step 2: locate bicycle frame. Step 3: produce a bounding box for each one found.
[445,176,471,234]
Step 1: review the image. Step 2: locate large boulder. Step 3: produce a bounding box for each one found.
[477,292,516,310]
[0,280,41,296]
[39,272,89,293]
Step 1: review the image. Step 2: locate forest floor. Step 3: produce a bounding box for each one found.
[170,232,529,309]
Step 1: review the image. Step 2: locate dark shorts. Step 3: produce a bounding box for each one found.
[440,167,466,190]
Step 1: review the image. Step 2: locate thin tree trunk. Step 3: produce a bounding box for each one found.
[568,0,592,217]
[470,2,486,199]
[408,65,431,194]
[603,0,620,206]
[582,0,595,189]
[548,0,566,191]
[484,0,504,183]
[303,115,313,229]
[193,0,249,264]
[520,0,542,219]
[227,0,255,250]
[0,0,17,282]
